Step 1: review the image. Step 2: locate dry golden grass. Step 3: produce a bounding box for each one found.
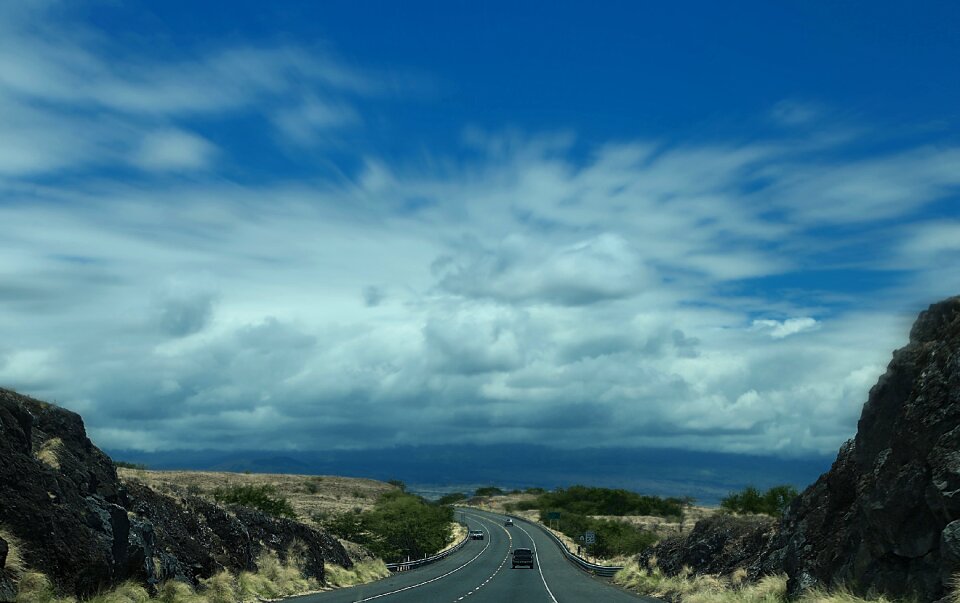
[1,527,26,576]
[116,468,394,523]
[11,549,387,603]
[324,560,391,588]
[13,572,76,603]
[590,506,718,538]
[35,438,64,471]
[441,523,468,554]
[615,558,936,603]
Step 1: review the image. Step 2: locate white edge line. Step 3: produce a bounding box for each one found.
[515,521,559,603]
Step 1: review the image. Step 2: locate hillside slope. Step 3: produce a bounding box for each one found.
[0,388,351,599]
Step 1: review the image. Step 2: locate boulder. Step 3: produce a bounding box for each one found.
[639,514,777,579]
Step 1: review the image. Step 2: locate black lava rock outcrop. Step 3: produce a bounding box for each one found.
[637,296,960,602]
[0,535,15,602]
[770,296,960,600]
[639,514,777,578]
[0,387,351,599]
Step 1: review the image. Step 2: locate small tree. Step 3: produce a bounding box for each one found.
[474,486,505,497]
[721,485,798,516]
[213,485,297,519]
[436,492,467,505]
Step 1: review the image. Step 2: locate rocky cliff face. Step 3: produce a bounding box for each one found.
[0,388,351,599]
[770,296,960,600]
[639,296,960,602]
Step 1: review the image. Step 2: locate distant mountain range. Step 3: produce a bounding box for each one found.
[107,444,832,505]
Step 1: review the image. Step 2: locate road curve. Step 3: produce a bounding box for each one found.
[293,508,658,603]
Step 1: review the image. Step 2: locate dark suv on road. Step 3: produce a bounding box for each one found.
[512,548,534,568]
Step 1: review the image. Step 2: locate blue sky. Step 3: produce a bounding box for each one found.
[1,1,958,458]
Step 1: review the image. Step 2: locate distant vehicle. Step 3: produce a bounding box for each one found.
[469,530,484,540]
[504,518,513,526]
[512,547,534,568]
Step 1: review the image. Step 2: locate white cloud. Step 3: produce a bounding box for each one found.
[434,233,652,305]
[135,129,217,172]
[272,96,360,144]
[0,4,373,178]
[897,221,960,263]
[752,317,820,339]
[761,148,960,224]
[0,1,952,460]
[769,100,822,126]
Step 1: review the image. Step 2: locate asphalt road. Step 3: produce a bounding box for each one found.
[294,508,657,603]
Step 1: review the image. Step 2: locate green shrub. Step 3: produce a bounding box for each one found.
[474,486,504,497]
[538,509,657,558]
[529,485,683,517]
[435,492,467,505]
[511,499,539,511]
[720,485,799,517]
[325,491,453,562]
[212,485,296,519]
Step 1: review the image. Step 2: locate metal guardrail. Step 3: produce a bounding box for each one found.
[385,522,470,572]
[507,513,624,577]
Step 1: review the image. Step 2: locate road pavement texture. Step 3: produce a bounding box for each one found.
[294,508,657,602]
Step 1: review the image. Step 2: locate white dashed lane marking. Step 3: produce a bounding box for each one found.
[448,513,514,602]
[351,517,494,601]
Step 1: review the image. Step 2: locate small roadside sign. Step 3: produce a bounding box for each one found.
[584,530,596,545]
[547,511,561,520]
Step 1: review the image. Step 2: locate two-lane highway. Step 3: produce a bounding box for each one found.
[295,508,657,602]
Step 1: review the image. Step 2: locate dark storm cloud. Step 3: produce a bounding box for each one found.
[362,286,386,307]
[157,294,216,337]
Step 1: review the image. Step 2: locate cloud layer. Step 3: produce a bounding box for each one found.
[1,4,958,458]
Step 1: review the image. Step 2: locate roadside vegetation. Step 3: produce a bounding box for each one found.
[537,510,658,557]
[509,485,685,517]
[481,485,689,558]
[720,485,799,517]
[435,492,468,505]
[116,468,391,525]
[474,486,505,497]
[212,484,297,519]
[323,490,454,562]
[9,550,388,603]
[615,558,926,603]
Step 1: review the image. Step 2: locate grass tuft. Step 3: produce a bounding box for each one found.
[11,550,388,603]
[1,528,26,576]
[87,582,150,603]
[616,566,939,603]
[14,571,76,603]
[198,572,235,603]
[324,560,390,587]
[36,439,64,471]
[155,581,203,603]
